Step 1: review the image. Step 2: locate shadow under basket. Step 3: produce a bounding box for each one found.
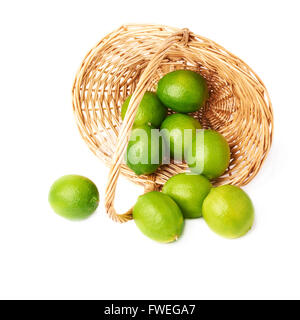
[72,24,273,223]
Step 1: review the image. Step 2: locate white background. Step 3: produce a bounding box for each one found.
[0,0,299,300]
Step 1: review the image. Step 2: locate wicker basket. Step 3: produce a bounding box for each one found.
[72,24,273,223]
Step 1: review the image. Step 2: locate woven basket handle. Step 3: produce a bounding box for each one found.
[104,28,191,223]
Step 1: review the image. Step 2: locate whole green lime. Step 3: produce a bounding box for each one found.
[160,113,202,160]
[162,173,212,219]
[186,129,230,179]
[126,124,163,175]
[121,91,167,128]
[48,175,99,220]
[203,185,254,239]
[157,70,208,113]
[133,191,184,243]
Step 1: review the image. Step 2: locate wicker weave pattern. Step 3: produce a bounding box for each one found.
[72,24,273,223]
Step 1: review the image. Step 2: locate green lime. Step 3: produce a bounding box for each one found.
[48,175,99,220]
[162,173,212,219]
[133,191,184,243]
[203,185,254,239]
[160,113,202,160]
[121,91,167,128]
[186,129,230,179]
[126,124,163,175]
[157,70,208,113]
